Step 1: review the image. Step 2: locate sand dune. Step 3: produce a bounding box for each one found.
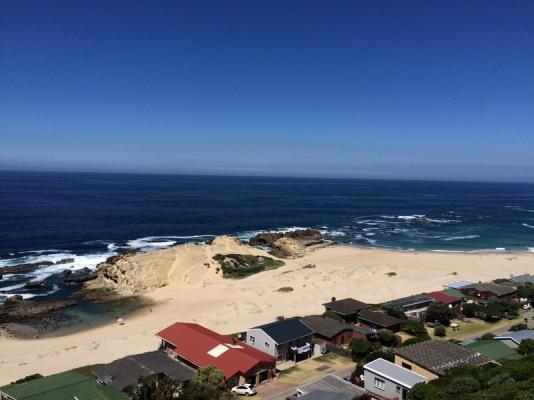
[1,242,533,385]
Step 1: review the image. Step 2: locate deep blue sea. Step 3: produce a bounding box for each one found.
[1,170,534,301]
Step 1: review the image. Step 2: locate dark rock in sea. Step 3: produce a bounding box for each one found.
[82,267,91,273]
[63,272,98,284]
[62,269,73,277]
[24,280,46,290]
[0,274,2,280]
[55,258,75,265]
[0,295,76,322]
[1,261,54,274]
[249,228,322,247]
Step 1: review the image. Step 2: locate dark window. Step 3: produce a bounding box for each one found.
[401,362,412,370]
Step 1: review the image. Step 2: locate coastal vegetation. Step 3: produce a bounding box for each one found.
[276,286,294,292]
[212,254,285,279]
[408,356,534,400]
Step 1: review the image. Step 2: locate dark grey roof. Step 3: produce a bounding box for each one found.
[253,318,314,344]
[389,294,433,309]
[395,340,492,376]
[298,374,366,398]
[357,310,403,328]
[302,316,371,339]
[322,298,370,315]
[463,283,516,297]
[299,390,353,400]
[363,358,426,389]
[511,274,534,284]
[93,350,196,391]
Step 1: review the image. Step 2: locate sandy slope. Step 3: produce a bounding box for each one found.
[1,242,533,385]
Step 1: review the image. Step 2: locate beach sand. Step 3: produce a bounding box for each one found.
[1,243,533,385]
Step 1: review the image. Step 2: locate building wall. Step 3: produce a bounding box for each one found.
[364,369,408,400]
[394,355,438,381]
[314,329,361,347]
[246,329,278,358]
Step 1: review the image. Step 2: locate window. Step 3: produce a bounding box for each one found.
[249,336,256,345]
[264,341,270,349]
[374,377,385,390]
[401,362,412,370]
[396,385,401,393]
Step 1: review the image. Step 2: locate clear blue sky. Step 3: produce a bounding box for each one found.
[1,1,533,181]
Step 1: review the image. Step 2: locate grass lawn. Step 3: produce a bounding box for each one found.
[428,317,522,341]
[277,354,355,386]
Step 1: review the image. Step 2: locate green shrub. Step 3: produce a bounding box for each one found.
[510,323,528,332]
[322,310,342,321]
[446,376,481,395]
[382,303,406,319]
[425,303,456,326]
[404,320,428,337]
[213,254,284,278]
[518,339,534,356]
[401,335,430,347]
[481,332,496,340]
[277,287,294,292]
[434,325,447,337]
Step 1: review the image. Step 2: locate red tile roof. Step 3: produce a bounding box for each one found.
[156,322,275,380]
[427,291,461,305]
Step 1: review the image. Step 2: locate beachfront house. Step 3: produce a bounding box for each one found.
[356,310,403,333]
[296,374,367,399]
[156,322,276,387]
[0,371,127,400]
[363,358,426,400]
[302,315,373,347]
[246,317,314,362]
[394,340,492,381]
[93,350,196,393]
[322,297,370,323]
[459,283,517,302]
[387,294,434,319]
[510,274,534,285]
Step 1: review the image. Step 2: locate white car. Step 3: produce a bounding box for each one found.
[231,383,257,396]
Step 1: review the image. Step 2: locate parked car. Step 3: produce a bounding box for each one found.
[231,383,257,396]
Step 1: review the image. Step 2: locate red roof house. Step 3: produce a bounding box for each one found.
[156,322,276,387]
[427,291,462,306]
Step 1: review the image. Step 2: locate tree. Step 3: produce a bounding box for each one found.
[377,330,398,347]
[518,339,534,356]
[404,320,428,337]
[481,332,496,340]
[131,376,155,400]
[382,304,406,319]
[425,303,456,326]
[434,325,446,337]
[366,349,394,363]
[349,338,379,360]
[407,383,447,400]
[511,323,528,332]
[182,365,228,400]
[446,376,481,395]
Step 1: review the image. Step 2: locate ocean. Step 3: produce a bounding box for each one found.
[1,170,534,301]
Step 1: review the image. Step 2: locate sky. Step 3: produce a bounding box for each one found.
[1,1,533,182]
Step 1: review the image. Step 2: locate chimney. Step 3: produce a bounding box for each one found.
[331,296,336,302]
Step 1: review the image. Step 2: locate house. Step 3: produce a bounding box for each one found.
[510,274,534,285]
[495,330,534,348]
[388,294,434,318]
[460,283,517,301]
[323,298,370,323]
[462,340,522,361]
[443,280,475,290]
[357,310,403,333]
[395,340,492,381]
[93,350,196,393]
[156,322,276,387]
[246,317,314,362]
[363,358,426,400]
[0,371,127,400]
[296,374,367,399]
[302,315,373,347]
[427,291,462,307]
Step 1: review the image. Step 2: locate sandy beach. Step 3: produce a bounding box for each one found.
[1,242,533,385]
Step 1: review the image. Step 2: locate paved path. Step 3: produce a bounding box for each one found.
[258,366,355,400]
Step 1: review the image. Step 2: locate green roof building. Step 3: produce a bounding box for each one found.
[462,340,523,361]
[0,371,128,400]
[443,288,465,299]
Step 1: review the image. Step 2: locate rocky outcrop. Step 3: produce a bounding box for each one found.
[55,258,75,265]
[270,237,305,258]
[0,295,76,322]
[1,261,54,274]
[248,228,322,258]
